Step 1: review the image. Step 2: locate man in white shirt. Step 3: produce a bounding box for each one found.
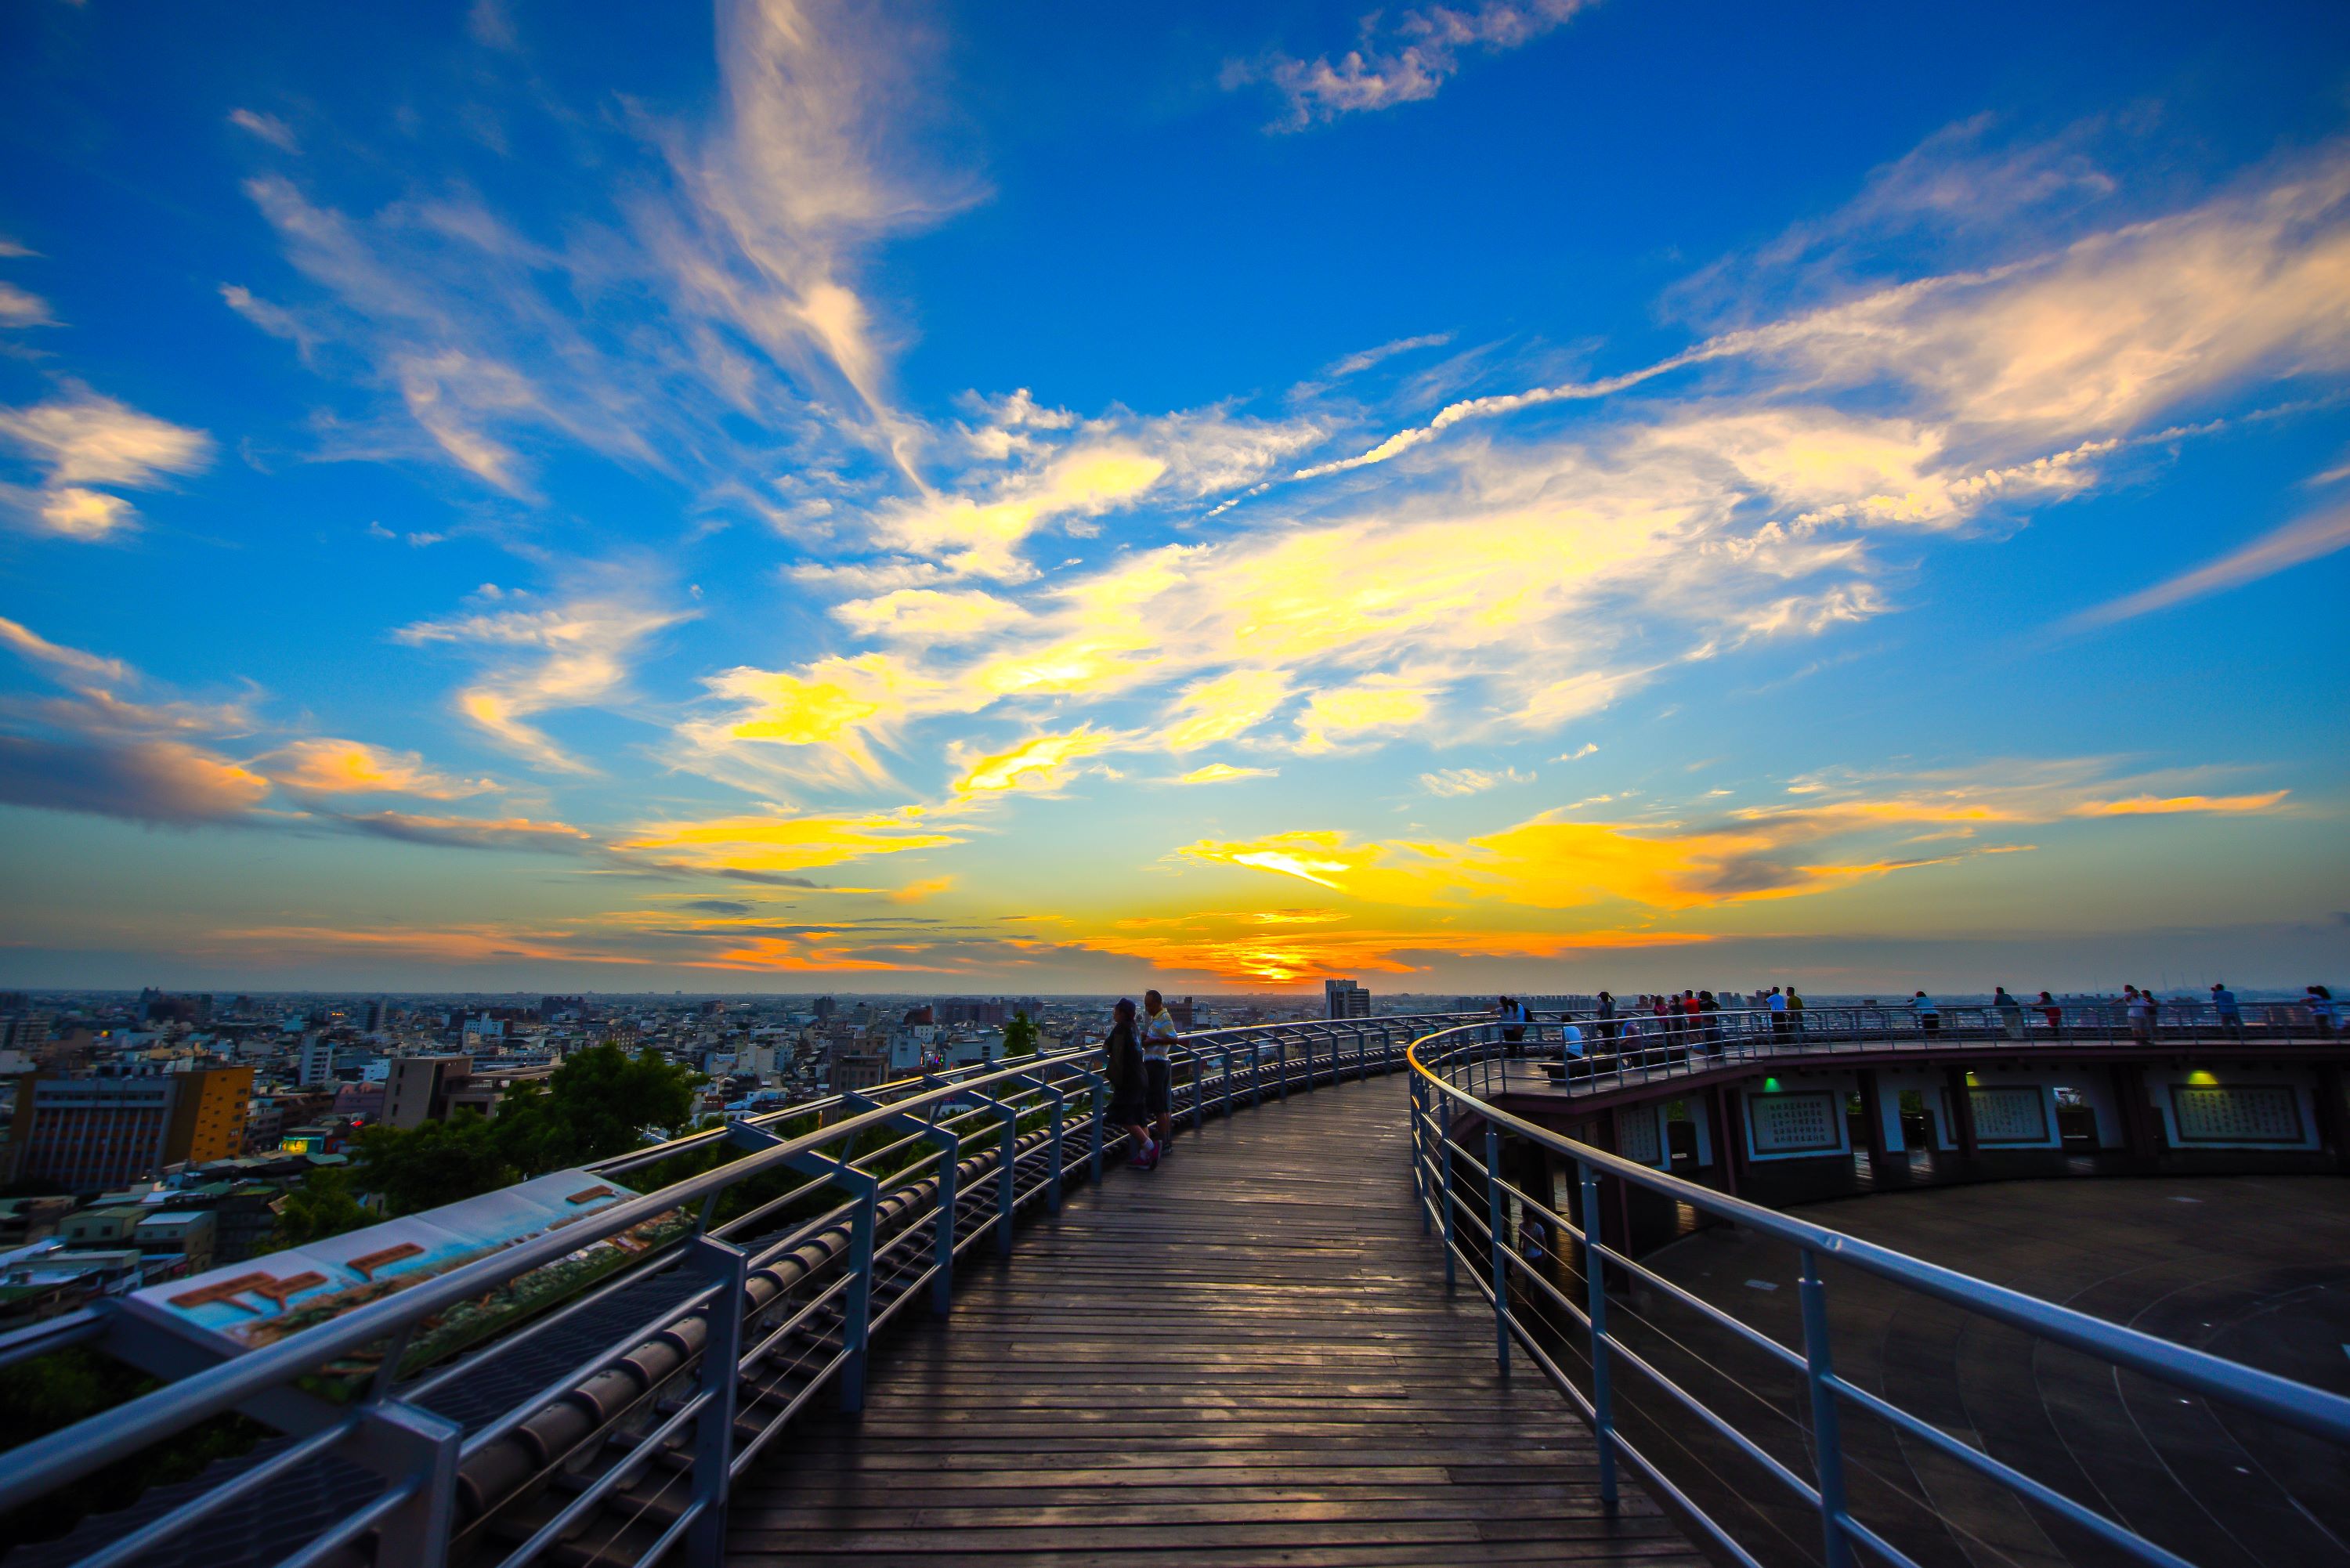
[1141,989,1179,1154]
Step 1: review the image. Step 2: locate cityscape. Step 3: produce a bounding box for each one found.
[2,0,2347,1565]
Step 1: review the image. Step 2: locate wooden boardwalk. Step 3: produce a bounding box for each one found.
[729,1075,1704,1567]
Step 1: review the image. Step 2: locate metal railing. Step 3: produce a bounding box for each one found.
[0,1013,1462,1568]
[1443,999,2338,1104]
[1405,1021,2350,1568]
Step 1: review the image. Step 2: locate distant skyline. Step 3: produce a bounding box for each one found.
[2,0,2346,994]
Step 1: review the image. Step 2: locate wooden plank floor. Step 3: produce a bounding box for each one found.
[729,1075,1706,1567]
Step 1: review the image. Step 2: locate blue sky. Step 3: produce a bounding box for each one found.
[1,0,2345,993]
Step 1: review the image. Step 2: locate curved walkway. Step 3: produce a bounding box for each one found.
[727,1076,1702,1567]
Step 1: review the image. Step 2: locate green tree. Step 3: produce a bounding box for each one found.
[355,1112,515,1216]
[1003,1011,1040,1057]
[493,1043,701,1172]
[268,1165,371,1248]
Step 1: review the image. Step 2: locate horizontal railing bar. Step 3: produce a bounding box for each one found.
[269,1480,418,1568]
[1588,1239,1810,1375]
[1824,1373,2201,1568]
[1606,1427,1773,1568]
[457,1280,726,1458]
[498,1387,711,1568]
[1408,1026,2350,1447]
[1598,1331,1822,1508]
[75,1414,361,1568]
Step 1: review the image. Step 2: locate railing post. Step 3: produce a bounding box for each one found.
[1799,1246,1856,1568]
[1186,1044,1205,1130]
[1087,1064,1107,1185]
[1410,1078,1430,1230]
[1223,1048,1236,1119]
[1278,1039,1290,1101]
[841,1182,877,1413]
[1440,1100,1457,1288]
[1578,1158,1618,1508]
[346,1398,462,1568]
[1485,1121,1511,1375]
[686,1236,748,1568]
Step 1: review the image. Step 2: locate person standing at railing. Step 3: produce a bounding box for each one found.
[1993,987,2026,1040]
[1106,999,1158,1169]
[1911,990,1940,1037]
[2311,985,2339,1039]
[1141,989,1180,1154]
[2211,982,2243,1040]
[1767,985,1789,1042]
[1595,991,1618,1042]
[1787,986,1806,1035]
[2126,985,2156,1043]
[1698,989,1722,1050]
[1498,995,1528,1055]
[2036,990,2063,1031]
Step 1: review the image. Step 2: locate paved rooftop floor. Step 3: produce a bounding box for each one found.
[1633,1173,2350,1568]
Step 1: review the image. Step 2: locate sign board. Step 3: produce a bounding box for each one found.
[1747,1090,1845,1157]
[128,1169,664,1361]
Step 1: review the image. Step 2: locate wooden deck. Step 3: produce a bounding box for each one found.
[728,1075,1705,1567]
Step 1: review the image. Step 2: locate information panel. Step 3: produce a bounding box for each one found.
[129,1169,667,1360]
[2170,1084,2305,1145]
[1747,1091,1844,1156]
[1967,1086,2049,1145]
[1616,1106,1661,1165]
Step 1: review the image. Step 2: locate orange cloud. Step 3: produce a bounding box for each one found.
[616,807,959,875]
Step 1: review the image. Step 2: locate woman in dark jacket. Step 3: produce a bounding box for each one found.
[1104,999,1157,1169]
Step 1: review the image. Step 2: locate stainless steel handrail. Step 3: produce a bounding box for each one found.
[0,1010,1455,1568]
[1405,1021,2350,1568]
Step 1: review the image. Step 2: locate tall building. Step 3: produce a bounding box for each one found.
[295,1036,336,1089]
[5,1066,255,1192]
[383,1055,473,1129]
[1325,979,1371,1019]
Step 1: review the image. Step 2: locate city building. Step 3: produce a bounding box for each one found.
[4,1065,255,1192]
[382,1055,473,1129]
[1325,978,1372,1020]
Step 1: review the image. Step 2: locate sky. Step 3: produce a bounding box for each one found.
[1,0,2346,996]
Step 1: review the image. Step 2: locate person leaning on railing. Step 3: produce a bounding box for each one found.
[1141,988,1180,1154]
[1105,999,1159,1169]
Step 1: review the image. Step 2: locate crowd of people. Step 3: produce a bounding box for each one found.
[1094,981,2341,1169]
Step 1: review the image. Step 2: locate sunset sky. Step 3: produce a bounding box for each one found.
[2,0,2345,993]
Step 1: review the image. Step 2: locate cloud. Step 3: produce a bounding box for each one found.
[321,810,595,852]
[1176,763,1278,785]
[1325,333,1455,380]
[830,587,1028,641]
[227,108,299,153]
[1171,760,2294,916]
[1420,765,1534,797]
[949,726,1117,798]
[1556,742,1600,761]
[1230,0,1593,130]
[614,806,960,876]
[644,0,981,479]
[0,385,213,540]
[1302,146,2350,481]
[2068,503,2350,627]
[0,616,132,685]
[0,282,55,328]
[257,738,497,799]
[396,584,691,773]
[0,735,269,826]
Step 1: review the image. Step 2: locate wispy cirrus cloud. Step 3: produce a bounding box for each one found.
[396,581,692,774]
[0,384,213,540]
[2068,501,2350,628]
[1227,0,1593,130]
[227,107,300,153]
